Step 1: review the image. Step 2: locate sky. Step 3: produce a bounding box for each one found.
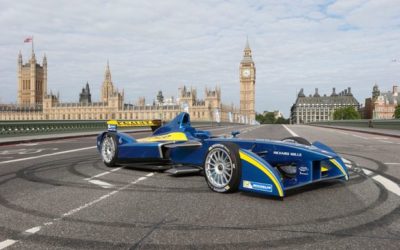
[0,0,399,117]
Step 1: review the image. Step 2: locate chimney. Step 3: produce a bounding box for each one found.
[314,88,320,97]
[331,87,337,96]
[393,85,398,96]
[348,87,352,95]
[344,89,348,95]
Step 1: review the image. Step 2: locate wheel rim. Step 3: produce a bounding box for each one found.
[205,148,233,188]
[101,136,115,163]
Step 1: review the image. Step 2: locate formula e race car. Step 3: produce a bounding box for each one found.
[96,112,348,198]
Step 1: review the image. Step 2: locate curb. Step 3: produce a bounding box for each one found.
[309,125,400,139]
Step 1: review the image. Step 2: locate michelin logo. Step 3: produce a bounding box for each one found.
[243,180,273,192]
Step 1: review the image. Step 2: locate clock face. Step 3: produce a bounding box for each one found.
[242,69,250,77]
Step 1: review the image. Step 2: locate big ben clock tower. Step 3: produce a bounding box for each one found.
[240,38,256,121]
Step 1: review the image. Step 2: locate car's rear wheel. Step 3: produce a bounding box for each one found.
[281,136,311,146]
[203,143,241,193]
[101,133,118,167]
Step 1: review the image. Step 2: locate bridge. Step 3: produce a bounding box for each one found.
[0,123,399,249]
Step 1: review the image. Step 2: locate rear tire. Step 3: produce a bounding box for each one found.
[281,136,311,146]
[101,133,118,167]
[203,142,241,193]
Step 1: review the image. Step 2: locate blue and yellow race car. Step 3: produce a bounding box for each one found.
[97,112,348,198]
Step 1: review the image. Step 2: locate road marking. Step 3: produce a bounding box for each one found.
[0,146,96,165]
[282,125,298,137]
[0,240,17,249]
[373,137,388,139]
[385,163,400,165]
[362,168,373,176]
[380,140,393,144]
[88,179,114,188]
[61,173,153,218]
[372,175,400,196]
[351,134,369,140]
[84,171,111,180]
[16,143,39,146]
[24,226,41,234]
[341,158,352,168]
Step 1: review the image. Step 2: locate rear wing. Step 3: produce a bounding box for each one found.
[107,119,162,132]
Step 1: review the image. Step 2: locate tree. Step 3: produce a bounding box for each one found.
[333,107,360,120]
[256,112,289,124]
[394,105,400,119]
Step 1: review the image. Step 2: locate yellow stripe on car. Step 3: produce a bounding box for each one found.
[330,159,348,180]
[239,151,284,197]
[321,166,329,172]
[137,132,188,142]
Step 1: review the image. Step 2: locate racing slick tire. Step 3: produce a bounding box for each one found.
[281,136,311,146]
[101,133,118,167]
[203,142,241,193]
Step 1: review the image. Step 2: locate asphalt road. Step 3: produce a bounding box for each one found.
[0,125,399,249]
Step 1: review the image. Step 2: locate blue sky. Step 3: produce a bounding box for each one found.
[0,0,399,116]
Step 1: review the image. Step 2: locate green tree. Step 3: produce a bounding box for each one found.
[256,112,289,124]
[333,107,360,120]
[275,117,289,124]
[394,105,400,119]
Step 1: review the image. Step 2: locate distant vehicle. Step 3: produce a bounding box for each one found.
[97,112,348,198]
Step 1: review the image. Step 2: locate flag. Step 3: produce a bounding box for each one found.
[24,37,32,43]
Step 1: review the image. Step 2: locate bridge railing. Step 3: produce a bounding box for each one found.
[0,120,242,137]
[308,119,400,130]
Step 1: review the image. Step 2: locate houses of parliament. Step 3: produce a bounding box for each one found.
[0,41,256,123]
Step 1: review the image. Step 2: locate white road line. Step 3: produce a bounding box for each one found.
[282,125,298,137]
[61,173,153,218]
[24,226,41,234]
[372,175,400,197]
[88,179,114,188]
[0,146,96,165]
[351,134,369,140]
[380,140,393,144]
[362,168,373,176]
[0,240,17,249]
[16,143,39,146]
[385,163,400,165]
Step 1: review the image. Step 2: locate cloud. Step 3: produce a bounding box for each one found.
[0,0,400,116]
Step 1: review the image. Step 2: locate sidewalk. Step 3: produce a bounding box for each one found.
[0,128,150,146]
[310,124,400,138]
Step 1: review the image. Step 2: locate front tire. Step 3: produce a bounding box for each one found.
[203,143,241,193]
[101,133,118,167]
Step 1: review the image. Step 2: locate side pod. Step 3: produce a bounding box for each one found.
[239,149,284,197]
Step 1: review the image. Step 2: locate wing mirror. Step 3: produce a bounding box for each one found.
[231,131,240,138]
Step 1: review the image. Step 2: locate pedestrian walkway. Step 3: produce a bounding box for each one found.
[311,124,400,138]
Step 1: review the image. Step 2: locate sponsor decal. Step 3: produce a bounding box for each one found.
[273,151,302,157]
[298,166,308,175]
[242,180,273,192]
[107,124,117,132]
[107,120,161,127]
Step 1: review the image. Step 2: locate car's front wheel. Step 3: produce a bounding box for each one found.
[203,143,241,193]
[101,133,118,167]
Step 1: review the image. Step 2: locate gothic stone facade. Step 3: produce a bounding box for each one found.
[364,85,399,119]
[1,51,243,123]
[239,39,256,121]
[290,87,360,124]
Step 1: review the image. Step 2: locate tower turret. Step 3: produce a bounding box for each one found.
[239,37,256,121]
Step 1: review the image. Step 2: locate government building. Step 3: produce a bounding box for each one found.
[1,41,256,123]
[364,84,399,119]
[290,87,360,124]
